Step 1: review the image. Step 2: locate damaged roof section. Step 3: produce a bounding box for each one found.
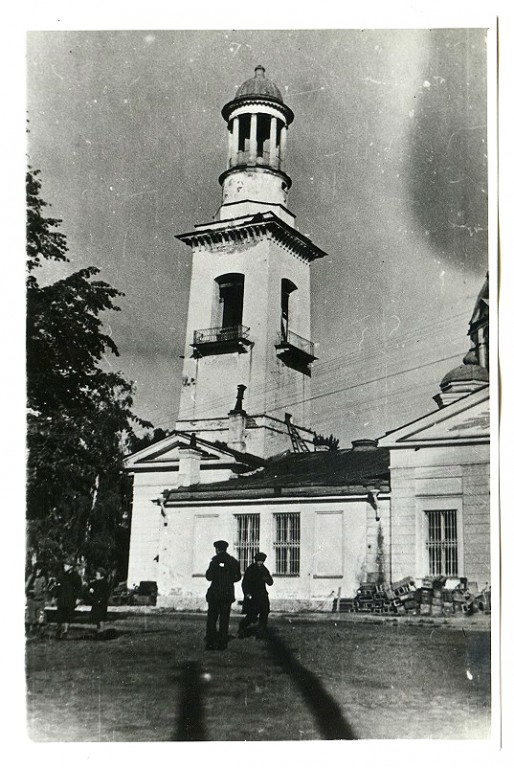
[164,444,390,502]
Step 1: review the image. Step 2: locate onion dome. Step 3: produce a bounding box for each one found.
[235,65,284,102]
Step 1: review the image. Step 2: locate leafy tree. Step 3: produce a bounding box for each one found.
[26,167,151,578]
[128,427,172,454]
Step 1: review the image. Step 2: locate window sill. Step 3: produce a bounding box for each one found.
[272,573,300,578]
[313,575,343,579]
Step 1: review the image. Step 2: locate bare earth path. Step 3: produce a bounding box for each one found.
[26,611,490,741]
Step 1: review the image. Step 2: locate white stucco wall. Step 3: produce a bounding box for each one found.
[155,497,385,610]
[126,472,171,588]
[388,444,490,589]
[177,234,315,437]
[127,464,237,588]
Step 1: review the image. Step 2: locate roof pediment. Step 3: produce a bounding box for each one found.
[379,387,490,448]
[124,431,264,471]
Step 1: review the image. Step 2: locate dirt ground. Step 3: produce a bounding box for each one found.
[25,609,491,742]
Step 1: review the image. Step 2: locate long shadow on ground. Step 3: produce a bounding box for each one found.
[175,660,207,741]
[266,627,357,740]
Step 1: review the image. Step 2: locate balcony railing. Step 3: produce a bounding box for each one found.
[276,330,315,358]
[193,325,250,345]
[275,329,316,371]
[192,325,252,354]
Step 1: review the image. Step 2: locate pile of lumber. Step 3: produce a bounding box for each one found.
[332,577,491,616]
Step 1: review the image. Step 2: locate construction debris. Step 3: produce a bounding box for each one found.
[332,577,491,616]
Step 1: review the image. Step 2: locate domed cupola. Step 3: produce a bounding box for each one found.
[217,66,296,226]
[434,353,489,408]
[433,274,490,408]
[234,65,285,102]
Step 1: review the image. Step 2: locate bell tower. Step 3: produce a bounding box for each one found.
[175,67,325,458]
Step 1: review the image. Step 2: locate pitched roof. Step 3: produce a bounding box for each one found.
[124,430,266,471]
[379,385,490,447]
[164,447,390,502]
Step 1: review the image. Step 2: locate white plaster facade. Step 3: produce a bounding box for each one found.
[176,227,315,426]
[379,386,490,590]
[125,433,263,588]
[156,494,390,611]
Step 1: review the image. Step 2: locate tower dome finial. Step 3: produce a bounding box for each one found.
[232,66,285,103]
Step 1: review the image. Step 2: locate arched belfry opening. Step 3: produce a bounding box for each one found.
[216,273,245,330]
[281,278,297,338]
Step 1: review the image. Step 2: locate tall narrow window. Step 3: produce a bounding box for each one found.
[273,512,300,575]
[281,279,297,339]
[216,273,244,329]
[234,514,260,572]
[425,509,458,576]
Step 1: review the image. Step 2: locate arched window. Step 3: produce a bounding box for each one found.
[215,273,245,329]
[281,278,297,339]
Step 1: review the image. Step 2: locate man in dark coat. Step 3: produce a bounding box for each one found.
[89,567,110,637]
[238,552,274,639]
[205,540,241,650]
[55,561,82,639]
[25,563,48,638]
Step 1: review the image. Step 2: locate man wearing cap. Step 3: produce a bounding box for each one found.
[55,560,82,640]
[238,552,274,640]
[205,540,241,650]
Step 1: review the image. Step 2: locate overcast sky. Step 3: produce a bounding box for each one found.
[26,28,488,445]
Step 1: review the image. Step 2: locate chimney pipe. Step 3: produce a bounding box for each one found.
[228,384,247,453]
[177,437,202,487]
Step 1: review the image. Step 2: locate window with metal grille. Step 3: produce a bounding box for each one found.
[425,509,458,576]
[273,513,300,575]
[234,514,260,572]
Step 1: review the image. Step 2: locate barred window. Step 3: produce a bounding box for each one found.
[234,514,260,572]
[273,513,300,575]
[425,509,458,576]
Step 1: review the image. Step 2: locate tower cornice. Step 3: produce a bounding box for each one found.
[222,95,294,125]
[176,212,326,263]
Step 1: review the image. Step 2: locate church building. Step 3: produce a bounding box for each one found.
[124,68,490,610]
[379,275,490,592]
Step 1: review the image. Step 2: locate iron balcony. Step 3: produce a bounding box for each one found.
[275,329,317,369]
[192,325,252,355]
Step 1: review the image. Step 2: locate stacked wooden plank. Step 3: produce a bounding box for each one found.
[332,577,491,616]
[388,577,418,615]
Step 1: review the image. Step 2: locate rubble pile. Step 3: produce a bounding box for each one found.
[332,577,491,616]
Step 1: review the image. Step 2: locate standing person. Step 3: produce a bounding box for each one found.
[55,560,82,640]
[238,552,274,640]
[89,567,110,638]
[25,563,48,638]
[205,540,241,651]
